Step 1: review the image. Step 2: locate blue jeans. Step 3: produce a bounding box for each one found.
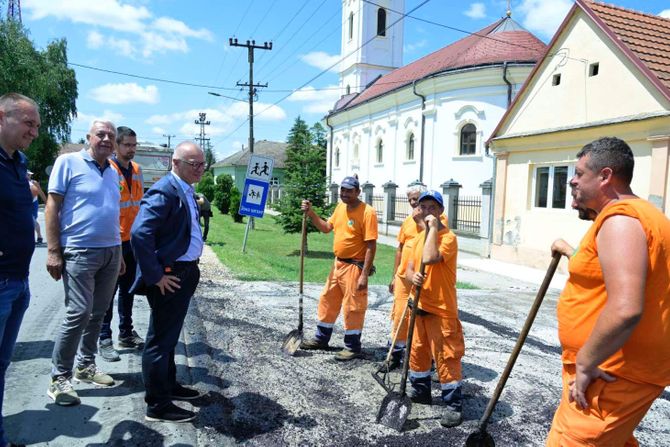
[0,277,30,447]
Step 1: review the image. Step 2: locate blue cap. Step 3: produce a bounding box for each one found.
[418,190,444,207]
[341,176,360,189]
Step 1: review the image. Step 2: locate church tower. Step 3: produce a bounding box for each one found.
[340,0,404,95]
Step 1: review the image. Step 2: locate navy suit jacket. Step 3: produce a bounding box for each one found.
[130,173,194,293]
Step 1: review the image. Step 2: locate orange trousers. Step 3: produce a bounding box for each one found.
[317,260,367,331]
[409,313,464,383]
[389,273,412,345]
[546,364,664,447]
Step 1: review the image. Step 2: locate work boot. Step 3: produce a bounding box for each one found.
[98,338,120,362]
[47,375,80,406]
[74,364,114,386]
[408,375,432,404]
[334,348,362,361]
[300,337,329,350]
[440,382,463,427]
[119,330,145,349]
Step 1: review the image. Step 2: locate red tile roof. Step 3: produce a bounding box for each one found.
[336,17,546,112]
[584,1,670,93]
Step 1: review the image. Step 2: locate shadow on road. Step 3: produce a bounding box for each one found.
[5,403,101,444]
[11,339,55,362]
[85,420,164,447]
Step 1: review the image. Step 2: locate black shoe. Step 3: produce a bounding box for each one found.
[145,403,196,423]
[170,384,201,401]
[300,338,329,350]
[440,407,463,427]
[8,443,27,447]
[408,388,432,405]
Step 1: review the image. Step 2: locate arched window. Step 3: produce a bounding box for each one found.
[349,13,354,40]
[346,85,351,95]
[460,123,477,155]
[353,144,359,161]
[334,147,340,167]
[377,8,386,36]
[406,133,415,160]
[376,140,383,163]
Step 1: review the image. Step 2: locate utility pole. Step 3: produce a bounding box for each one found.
[162,133,175,150]
[194,112,211,149]
[229,38,272,154]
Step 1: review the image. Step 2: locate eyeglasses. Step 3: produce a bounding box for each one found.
[178,159,206,169]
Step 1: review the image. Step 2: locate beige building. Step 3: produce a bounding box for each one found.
[487,0,670,269]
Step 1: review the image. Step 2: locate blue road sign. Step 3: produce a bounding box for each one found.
[239,178,269,218]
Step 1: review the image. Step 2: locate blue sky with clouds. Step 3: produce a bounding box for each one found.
[19,0,670,160]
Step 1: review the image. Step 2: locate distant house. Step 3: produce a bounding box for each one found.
[58,143,85,155]
[487,0,670,269]
[211,140,288,205]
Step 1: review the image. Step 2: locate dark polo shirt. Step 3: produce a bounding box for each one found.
[0,146,35,279]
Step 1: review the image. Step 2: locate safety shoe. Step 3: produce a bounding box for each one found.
[145,403,196,423]
[74,364,114,386]
[47,376,80,406]
[334,349,363,361]
[408,387,432,404]
[98,338,120,362]
[170,384,202,401]
[440,407,463,428]
[299,338,329,350]
[118,330,145,349]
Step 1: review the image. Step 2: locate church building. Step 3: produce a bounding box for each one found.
[326,0,546,196]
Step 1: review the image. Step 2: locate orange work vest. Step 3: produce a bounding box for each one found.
[110,159,144,242]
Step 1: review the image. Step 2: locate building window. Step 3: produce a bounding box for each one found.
[589,62,599,77]
[406,133,415,160]
[270,177,279,186]
[334,147,340,168]
[376,140,383,163]
[353,144,359,162]
[552,73,561,86]
[459,123,477,155]
[349,13,354,40]
[377,8,386,36]
[533,165,572,209]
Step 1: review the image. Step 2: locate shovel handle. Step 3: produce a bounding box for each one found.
[398,225,431,396]
[298,211,307,331]
[477,252,561,431]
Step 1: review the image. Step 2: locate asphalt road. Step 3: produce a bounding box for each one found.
[4,216,669,446]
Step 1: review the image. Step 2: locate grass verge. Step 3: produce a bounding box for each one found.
[207,212,477,288]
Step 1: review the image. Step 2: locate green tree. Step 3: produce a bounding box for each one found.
[196,171,215,201]
[0,20,77,178]
[204,142,216,171]
[230,185,244,223]
[214,174,233,214]
[275,117,329,251]
[311,122,327,150]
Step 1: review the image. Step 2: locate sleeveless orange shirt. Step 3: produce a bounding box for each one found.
[557,199,670,387]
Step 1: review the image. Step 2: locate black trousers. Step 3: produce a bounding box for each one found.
[142,262,199,411]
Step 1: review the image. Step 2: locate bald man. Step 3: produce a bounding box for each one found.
[131,141,205,423]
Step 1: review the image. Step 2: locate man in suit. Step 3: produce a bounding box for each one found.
[130,141,205,423]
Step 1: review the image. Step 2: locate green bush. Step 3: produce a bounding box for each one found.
[230,185,244,223]
[214,174,233,214]
[196,171,215,202]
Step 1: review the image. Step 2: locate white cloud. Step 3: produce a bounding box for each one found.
[288,85,342,115]
[301,51,341,72]
[660,9,670,19]
[146,104,286,139]
[23,0,213,59]
[464,3,486,19]
[86,31,104,49]
[151,127,166,135]
[404,39,428,53]
[517,0,572,40]
[76,110,125,129]
[89,83,160,105]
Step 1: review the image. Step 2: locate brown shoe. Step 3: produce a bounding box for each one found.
[300,338,329,350]
[334,349,362,361]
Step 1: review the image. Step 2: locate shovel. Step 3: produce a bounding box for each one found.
[281,212,308,356]
[372,298,411,391]
[376,226,431,432]
[465,252,561,447]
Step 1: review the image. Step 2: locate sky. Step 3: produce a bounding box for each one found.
[18,0,670,161]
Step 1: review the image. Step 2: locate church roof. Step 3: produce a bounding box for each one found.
[333,16,546,113]
[212,140,287,169]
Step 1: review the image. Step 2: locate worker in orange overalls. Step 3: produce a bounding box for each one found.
[300,176,378,361]
[405,190,465,428]
[547,137,670,446]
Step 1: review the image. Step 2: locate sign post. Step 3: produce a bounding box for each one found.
[239,154,274,252]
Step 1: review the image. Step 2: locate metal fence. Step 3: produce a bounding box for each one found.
[371,194,384,221]
[454,195,482,233]
[394,196,411,221]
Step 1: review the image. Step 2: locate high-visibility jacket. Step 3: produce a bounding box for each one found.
[110,159,144,242]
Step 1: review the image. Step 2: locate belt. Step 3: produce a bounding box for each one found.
[174,259,199,266]
[165,259,199,273]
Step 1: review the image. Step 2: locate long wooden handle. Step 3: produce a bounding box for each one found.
[477,252,562,430]
[298,212,307,332]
